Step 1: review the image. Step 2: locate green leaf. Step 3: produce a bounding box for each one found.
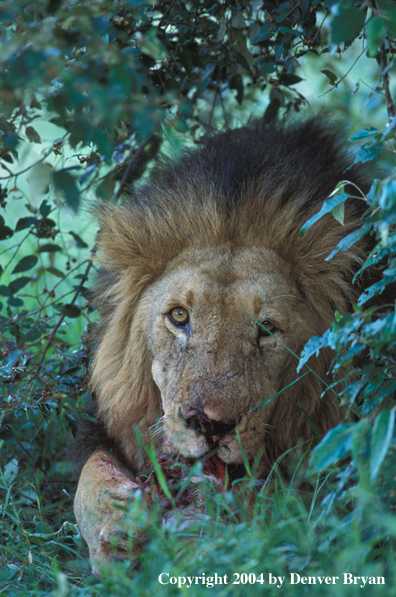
[12,255,38,274]
[321,69,338,84]
[140,29,167,60]
[366,17,385,56]
[252,22,276,43]
[326,222,373,261]
[351,143,383,166]
[357,276,394,306]
[35,521,54,535]
[38,244,62,253]
[69,231,88,248]
[39,199,51,217]
[310,423,354,471]
[25,126,41,143]
[231,14,246,28]
[331,202,345,226]
[15,216,36,231]
[375,0,396,36]
[331,7,366,45]
[53,169,80,211]
[9,277,31,294]
[348,127,379,141]
[300,193,349,237]
[0,215,13,241]
[370,410,395,484]
[56,303,81,318]
[47,266,65,278]
[280,73,303,86]
[96,177,116,200]
[7,296,24,307]
[351,419,371,486]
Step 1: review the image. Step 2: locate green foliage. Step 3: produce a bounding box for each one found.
[1,0,396,595]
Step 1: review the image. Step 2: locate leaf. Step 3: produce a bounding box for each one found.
[310,423,355,471]
[263,97,281,124]
[39,199,52,217]
[15,216,36,231]
[351,419,371,485]
[53,169,80,211]
[47,266,65,278]
[348,127,379,142]
[331,7,366,45]
[321,69,338,84]
[370,410,395,484]
[299,193,349,237]
[366,17,386,57]
[280,73,303,86]
[278,26,302,37]
[252,22,276,43]
[69,231,88,248]
[25,126,41,143]
[38,243,62,253]
[331,202,344,226]
[357,276,394,306]
[351,143,383,167]
[12,255,38,274]
[96,177,116,200]
[0,215,13,241]
[326,222,373,261]
[56,303,81,318]
[140,29,167,60]
[35,521,54,535]
[298,328,336,372]
[231,14,245,28]
[8,277,31,294]
[7,296,24,307]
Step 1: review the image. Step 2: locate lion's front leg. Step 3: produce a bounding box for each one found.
[74,449,144,576]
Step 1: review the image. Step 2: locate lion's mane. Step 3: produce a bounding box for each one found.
[82,119,372,473]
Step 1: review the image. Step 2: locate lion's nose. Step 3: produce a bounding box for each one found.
[182,406,236,439]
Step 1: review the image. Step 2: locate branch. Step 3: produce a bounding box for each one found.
[380,40,396,122]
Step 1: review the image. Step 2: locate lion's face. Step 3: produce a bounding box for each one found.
[138,245,315,465]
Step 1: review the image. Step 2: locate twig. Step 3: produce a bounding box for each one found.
[380,40,396,124]
[0,133,68,180]
[319,46,366,97]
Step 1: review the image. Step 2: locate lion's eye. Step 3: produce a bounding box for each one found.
[168,306,189,326]
[258,320,278,338]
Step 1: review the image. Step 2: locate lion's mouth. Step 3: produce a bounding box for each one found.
[161,439,247,487]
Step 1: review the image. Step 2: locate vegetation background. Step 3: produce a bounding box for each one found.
[0,0,395,595]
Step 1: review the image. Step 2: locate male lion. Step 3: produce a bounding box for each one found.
[73,119,372,574]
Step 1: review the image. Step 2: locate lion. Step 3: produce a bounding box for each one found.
[73,118,373,575]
